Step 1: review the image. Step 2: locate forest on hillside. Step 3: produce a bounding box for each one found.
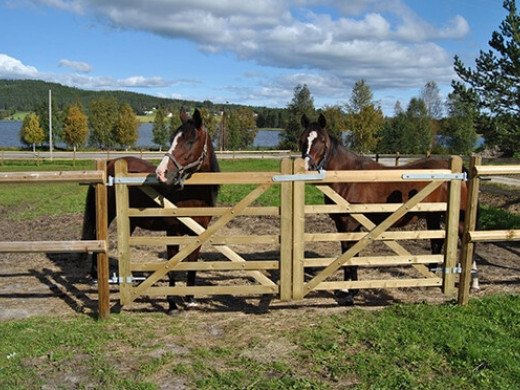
[0,79,287,129]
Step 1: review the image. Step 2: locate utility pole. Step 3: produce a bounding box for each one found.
[49,89,53,161]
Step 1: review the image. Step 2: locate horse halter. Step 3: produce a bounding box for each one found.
[303,137,328,172]
[163,128,208,189]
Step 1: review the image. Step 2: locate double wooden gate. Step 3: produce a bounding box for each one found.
[111,156,464,306]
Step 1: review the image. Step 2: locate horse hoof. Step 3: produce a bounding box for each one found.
[167,308,181,316]
[334,290,355,306]
[185,300,199,310]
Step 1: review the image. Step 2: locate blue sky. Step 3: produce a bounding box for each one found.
[0,0,507,115]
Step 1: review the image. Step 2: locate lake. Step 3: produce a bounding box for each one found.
[0,121,484,149]
[0,121,282,149]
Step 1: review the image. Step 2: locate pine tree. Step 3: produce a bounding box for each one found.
[453,0,520,153]
[279,84,315,151]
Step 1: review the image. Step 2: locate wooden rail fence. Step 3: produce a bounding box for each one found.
[458,155,520,304]
[0,160,111,319]
[3,155,518,318]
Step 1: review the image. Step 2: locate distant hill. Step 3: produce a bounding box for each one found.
[0,79,208,115]
[0,79,288,128]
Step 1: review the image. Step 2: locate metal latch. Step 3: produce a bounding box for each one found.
[107,175,159,186]
[272,170,326,182]
[402,172,467,181]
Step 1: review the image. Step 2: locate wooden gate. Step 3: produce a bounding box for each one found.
[291,157,464,299]
[111,156,464,306]
[113,158,294,305]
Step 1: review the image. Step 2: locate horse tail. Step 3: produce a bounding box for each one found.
[81,184,98,279]
[81,184,97,241]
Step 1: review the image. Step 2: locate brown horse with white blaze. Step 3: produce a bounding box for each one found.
[82,109,219,314]
[299,113,479,305]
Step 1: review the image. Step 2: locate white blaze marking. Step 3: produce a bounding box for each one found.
[304,131,318,170]
[156,131,183,182]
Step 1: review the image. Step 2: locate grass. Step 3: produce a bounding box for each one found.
[1,159,520,387]
[1,294,519,388]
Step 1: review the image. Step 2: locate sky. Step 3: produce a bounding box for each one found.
[0,0,508,115]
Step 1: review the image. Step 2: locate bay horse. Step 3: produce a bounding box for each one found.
[299,113,479,305]
[82,108,219,314]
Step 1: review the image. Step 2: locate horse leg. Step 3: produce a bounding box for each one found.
[333,216,359,306]
[184,249,200,310]
[166,244,181,315]
[426,214,444,272]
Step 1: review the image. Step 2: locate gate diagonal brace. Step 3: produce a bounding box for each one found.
[130,182,276,302]
[316,185,437,278]
[136,185,277,287]
[305,180,444,295]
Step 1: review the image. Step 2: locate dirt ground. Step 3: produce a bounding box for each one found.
[1,187,519,321]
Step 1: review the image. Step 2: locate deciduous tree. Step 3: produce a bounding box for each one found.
[344,80,384,153]
[152,108,168,151]
[64,104,89,152]
[89,97,118,149]
[20,113,45,153]
[113,103,139,150]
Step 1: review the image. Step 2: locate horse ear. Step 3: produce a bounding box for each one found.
[301,114,310,129]
[193,108,203,128]
[318,113,327,129]
[180,109,189,124]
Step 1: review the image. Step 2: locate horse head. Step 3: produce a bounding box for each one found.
[299,113,330,172]
[156,108,209,187]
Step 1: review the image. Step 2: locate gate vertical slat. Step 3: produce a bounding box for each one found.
[458,155,481,305]
[279,158,293,301]
[292,158,306,300]
[443,156,462,294]
[95,159,110,319]
[115,159,133,305]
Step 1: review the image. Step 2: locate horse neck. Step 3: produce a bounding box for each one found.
[324,142,380,171]
[205,137,220,173]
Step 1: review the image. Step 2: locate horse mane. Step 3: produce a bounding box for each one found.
[327,132,381,170]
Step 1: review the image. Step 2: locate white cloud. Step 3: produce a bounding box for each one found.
[7,0,473,108]
[0,54,39,78]
[34,0,466,89]
[58,59,93,73]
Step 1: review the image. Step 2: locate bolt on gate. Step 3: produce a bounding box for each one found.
[109,156,466,308]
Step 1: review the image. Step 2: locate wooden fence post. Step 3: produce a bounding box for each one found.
[458,155,481,305]
[279,158,293,301]
[443,156,462,294]
[292,158,306,300]
[114,158,133,305]
[95,159,110,319]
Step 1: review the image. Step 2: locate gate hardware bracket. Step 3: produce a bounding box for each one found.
[108,273,146,284]
[402,172,467,181]
[430,266,463,274]
[272,170,326,182]
[107,175,159,186]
